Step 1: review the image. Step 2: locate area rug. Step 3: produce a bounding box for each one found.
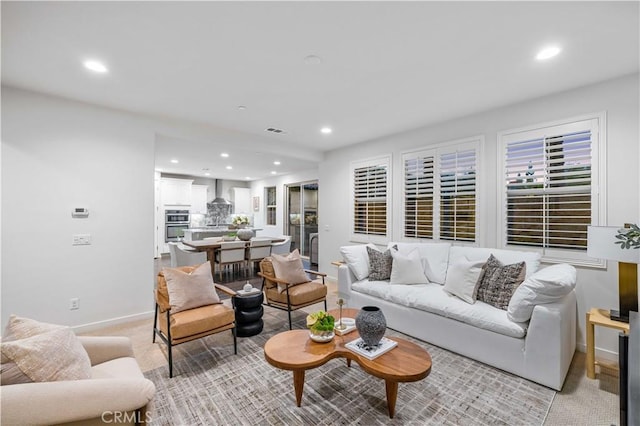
[144,310,555,425]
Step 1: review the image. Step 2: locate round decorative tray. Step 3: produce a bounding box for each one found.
[309,331,335,343]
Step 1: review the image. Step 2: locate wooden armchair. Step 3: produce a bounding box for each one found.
[153,265,237,377]
[258,258,328,330]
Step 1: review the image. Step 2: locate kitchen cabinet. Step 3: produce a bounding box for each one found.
[190,185,208,214]
[161,178,193,206]
[231,187,251,214]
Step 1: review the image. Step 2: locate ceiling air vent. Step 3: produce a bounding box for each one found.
[265,127,286,134]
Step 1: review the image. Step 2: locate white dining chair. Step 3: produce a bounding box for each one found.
[245,238,273,274]
[214,241,247,280]
[168,242,207,267]
[270,235,292,256]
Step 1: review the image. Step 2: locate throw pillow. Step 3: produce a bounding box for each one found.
[1,315,67,364]
[442,259,485,303]
[474,254,526,310]
[390,248,429,284]
[340,243,376,281]
[163,261,221,313]
[1,362,32,385]
[1,327,92,382]
[507,263,577,322]
[367,246,392,281]
[271,249,310,292]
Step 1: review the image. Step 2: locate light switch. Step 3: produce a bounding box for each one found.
[72,234,92,245]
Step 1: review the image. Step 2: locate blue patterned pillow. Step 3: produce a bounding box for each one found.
[366,246,392,281]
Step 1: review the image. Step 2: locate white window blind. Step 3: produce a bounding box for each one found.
[501,117,600,257]
[352,158,390,240]
[402,138,480,243]
[439,149,477,242]
[404,155,434,238]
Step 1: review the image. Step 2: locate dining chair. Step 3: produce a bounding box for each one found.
[214,241,247,280]
[168,242,207,267]
[270,235,292,256]
[245,238,273,274]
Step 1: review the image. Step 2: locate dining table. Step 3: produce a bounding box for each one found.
[182,237,285,278]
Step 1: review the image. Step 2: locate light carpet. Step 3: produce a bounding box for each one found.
[145,311,555,425]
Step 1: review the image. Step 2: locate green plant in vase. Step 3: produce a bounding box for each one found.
[616,224,640,249]
[306,310,335,340]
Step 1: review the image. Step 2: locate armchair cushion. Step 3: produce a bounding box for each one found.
[271,249,310,292]
[1,327,92,383]
[163,262,221,313]
[265,280,327,306]
[162,304,235,341]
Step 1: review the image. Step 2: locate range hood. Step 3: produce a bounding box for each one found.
[211,179,231,205]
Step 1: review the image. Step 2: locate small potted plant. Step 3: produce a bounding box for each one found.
[616,224,640,250]
[306,310,335,343]
[232,215,250,229]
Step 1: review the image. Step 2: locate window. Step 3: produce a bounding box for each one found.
[265,186,276,226]
[351,156,391,243]
[403,138,480,243]
[498,114,605,264]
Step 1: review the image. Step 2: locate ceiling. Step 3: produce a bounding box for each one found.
[2,1,638,180]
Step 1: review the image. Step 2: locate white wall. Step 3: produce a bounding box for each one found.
[1,87,155,329]
[319,73,640,358]
[251,169,319,237]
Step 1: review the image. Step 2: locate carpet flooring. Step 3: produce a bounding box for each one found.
[144,310,555,426]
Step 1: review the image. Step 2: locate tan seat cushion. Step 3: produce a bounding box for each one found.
[161,304,235,341]
[265,280,327,306]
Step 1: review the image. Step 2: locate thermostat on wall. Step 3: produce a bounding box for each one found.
[72,207,89,218]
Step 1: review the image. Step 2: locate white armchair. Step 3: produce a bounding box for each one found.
[1,336,155,425]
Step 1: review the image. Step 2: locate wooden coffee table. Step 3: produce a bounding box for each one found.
[263,308,432,418]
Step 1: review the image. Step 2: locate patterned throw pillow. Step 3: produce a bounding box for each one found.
[474,254,526,310]
[367,246,392,281]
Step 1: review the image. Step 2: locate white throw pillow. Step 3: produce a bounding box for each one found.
[442,259,485,304]
[507,263,577,322]
[390,248,429,284]
[340,243,376,281]
[388,242,451,284]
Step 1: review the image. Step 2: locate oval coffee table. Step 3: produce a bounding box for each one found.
[263,308,432,418]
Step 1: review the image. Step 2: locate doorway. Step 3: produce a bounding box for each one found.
[285,181,318,259]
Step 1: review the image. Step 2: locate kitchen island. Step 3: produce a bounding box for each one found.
[183,227,262,241]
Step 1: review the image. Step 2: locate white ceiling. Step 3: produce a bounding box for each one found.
[2,1,638,180]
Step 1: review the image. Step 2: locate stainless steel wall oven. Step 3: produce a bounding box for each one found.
[165,209,190,242]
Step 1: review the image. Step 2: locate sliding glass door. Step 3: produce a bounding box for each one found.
[285,181,318,258]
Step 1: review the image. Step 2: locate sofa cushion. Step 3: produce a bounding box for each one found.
[449,246,540,278]
[351,281,527,338]
[1,327,92,383]
[271,249,310,291]
[388,242,451,284]
[163,262,221,313]
[340,243,376,281]
[475,254,526,310]
[390,248,429,284]
[442,258,485,304]
[367,246,392,280]
[508,263,577,322]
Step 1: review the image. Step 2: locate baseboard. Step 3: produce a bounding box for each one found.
[71,311,154,334]
[575,342,619,363]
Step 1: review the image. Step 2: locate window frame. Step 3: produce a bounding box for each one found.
[265,186,277,226]
[401,136,482,245]
[497,112,607,267]
[350,155,392,244]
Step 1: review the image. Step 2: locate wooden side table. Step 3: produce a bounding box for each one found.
[586,307,630,379]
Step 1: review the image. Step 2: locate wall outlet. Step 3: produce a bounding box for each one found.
[70,298,79,310]
[72,234,91,245]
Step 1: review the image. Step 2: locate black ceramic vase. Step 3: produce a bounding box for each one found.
[355,306,386,347]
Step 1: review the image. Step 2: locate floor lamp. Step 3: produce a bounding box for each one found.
[587,226,640,323]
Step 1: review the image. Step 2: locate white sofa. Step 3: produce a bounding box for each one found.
[338,242,577,391]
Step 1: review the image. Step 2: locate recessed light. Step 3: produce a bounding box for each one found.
[271,171,277,175]
[273,161,281,165]
[245,176,251,180]
[321,127,332,134]
[304,55,322,65]
[536,46,561,61]
[204,172,211,176]
[170,159,179,164]
[226,166,233,170]
[221,153,229,158]
[83,60,108,73]
[237,105,247,111]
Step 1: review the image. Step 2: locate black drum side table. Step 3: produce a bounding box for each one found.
[232,292,264,337]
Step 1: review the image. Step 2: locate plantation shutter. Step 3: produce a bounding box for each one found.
[353,162,388,236]
[439,149,476,242]
[404,154,434,238]
[504,127,592,250]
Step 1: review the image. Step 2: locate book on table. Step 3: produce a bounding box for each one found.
[345,337,398,360]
